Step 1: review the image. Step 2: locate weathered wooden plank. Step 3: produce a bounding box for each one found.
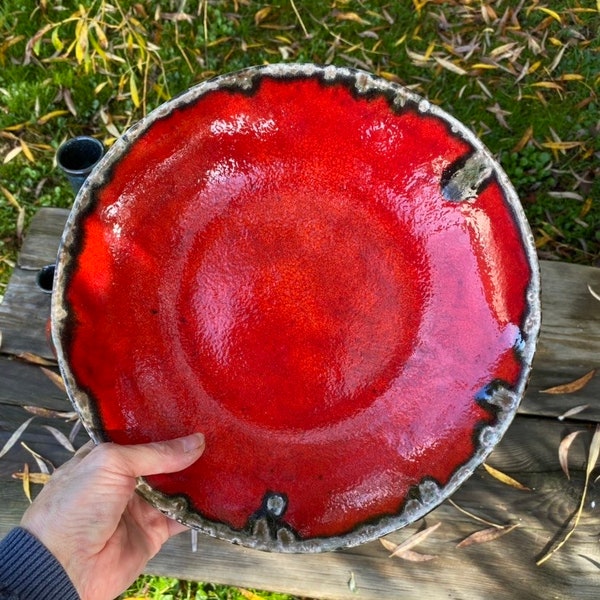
[0,401,86,477]
[2,208,600,420]
[2,207,600,600]
[17,207,69,270]
[0,356,66,410]
[1,412,597,600]
[0,265,53,358]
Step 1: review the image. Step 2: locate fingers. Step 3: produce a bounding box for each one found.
[88,433,206,479]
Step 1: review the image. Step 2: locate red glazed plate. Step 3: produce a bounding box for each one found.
[52,64,540,552]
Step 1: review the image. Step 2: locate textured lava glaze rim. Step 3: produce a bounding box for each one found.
[52,63,541,553]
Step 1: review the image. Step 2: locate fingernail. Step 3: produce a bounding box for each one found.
[181,433,205,453]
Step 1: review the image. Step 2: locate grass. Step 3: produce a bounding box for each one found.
[119,575,302,600]
[0,0,598,597]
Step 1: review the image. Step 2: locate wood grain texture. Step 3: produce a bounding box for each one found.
[1,207,600,600]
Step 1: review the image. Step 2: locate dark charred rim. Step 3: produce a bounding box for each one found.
[51,63,541,553]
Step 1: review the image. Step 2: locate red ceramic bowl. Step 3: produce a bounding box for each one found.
[52,64,540,552]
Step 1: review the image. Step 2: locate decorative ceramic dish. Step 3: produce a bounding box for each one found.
[52,64,540,552]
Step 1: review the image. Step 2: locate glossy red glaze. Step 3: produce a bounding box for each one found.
[60,73,533,542]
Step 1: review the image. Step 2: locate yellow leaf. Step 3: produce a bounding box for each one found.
[19,139,34,162]
[12,471,51,485]
[75,21,88,64]
[512,126,533,153]
[37,110,69,125]
[559,73,584,81]
[471,63,497,70]
[483,464,530,491]
[129,74,140,108]
[540,141,584,151]
[394,34,407,46]
[531,81,564,90]
[92,21,108,49]
[534,7,562,23]
[51,27,64,52]
[254,6,271,25]
[412,0,429,13]
[22,463,32,502]
[334,11,370,25]
[0,184,21,210]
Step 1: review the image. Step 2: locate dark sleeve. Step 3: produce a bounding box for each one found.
[0,527,79,600]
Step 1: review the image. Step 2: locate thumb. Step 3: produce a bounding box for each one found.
[97,433,206,478]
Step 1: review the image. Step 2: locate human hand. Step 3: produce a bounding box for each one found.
[21,433,205,600]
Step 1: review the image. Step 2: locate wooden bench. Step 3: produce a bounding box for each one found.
[1,207,599,600]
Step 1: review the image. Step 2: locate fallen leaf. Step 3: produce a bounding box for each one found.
[483,463,530,490]
[0,417,34,459]
[40,367,66,392]
[36,109,69,125]
[537,424,600,565]
[447,499,505,528]
[20,442,52,474]
[17,352,57,366]
[533,7,562,24]
[254,6,271,25]
[589,285,600,302]
[0,185,21,210]
[457,524,518,548]
[558,431,583,479]
[433,56,467,75]
[3,146,22,164]
[12,471,51,485]
[43,425,76,453]
[558,404,590,421]
[23,405,77,420]
[380,539,437,561]
[381,522,441,558]
[22,463,32,502]
[540,369,596,394]
[512,126,533,153]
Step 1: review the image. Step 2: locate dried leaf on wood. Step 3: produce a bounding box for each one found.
[23,405,77,420]
[381,521,441,558]
[12,471,51,485]
[22,463,31,502]
[457,524,518,548]
[17,352,57,366]
[558,404,590,421]
[69,419,83,443]
[447,499,504,528]
[588,285,600,302]
[40,367,66,392]
[558,431,583,479]
[43,426,76,453]
[537,424,600,565]
[540,369,596,394]
[483,463,530,490]
[21,442,52,474]
[0,417,34,459]
[380,538,437,561]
